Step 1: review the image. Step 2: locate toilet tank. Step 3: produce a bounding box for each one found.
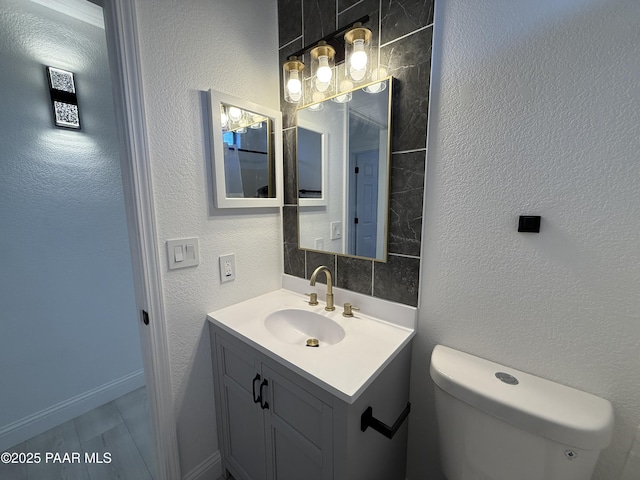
[430,345,614,480]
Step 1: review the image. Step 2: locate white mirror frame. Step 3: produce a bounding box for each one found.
[297,118,328,207]
[208,89,283,208]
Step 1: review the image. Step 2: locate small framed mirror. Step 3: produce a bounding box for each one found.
[297,120,328,206]
[297,77,393,261]
[208,90,283,208]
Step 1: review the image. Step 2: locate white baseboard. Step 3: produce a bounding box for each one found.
[182,451,222,480]
[0,369,145,451]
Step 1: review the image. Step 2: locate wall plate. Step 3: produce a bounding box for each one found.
[167,238,199,269]
[219,254,236,282]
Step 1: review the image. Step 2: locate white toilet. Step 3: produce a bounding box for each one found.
[430,345,614,480]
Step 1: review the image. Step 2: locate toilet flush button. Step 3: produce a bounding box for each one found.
[564,450,578,460]
[495,372,519,385]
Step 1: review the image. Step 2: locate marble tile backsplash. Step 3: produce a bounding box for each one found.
[279,0,434,307]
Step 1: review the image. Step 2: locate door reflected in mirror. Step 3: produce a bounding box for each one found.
[296,77,392,261]
[209,90,283,208]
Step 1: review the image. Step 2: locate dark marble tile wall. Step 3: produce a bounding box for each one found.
[278,0,434,307]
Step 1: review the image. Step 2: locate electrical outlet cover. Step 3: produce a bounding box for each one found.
[219,254,236,282]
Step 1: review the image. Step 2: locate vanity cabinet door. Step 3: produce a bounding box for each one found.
[262,365,333,480]
[216,336,268,480]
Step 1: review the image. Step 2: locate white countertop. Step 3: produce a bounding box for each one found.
[207,280,416,404]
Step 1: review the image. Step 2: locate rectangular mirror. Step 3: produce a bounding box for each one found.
[208,90,282,208]
[297,77,392,261]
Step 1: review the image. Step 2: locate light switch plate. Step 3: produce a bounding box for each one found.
[330,221,342,240]
[167,238,199,270]
[219,254,236,283]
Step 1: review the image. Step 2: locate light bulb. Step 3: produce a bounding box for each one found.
[229,107,242,122]
[286,70,302,101]
[350,39,368,81]
[315,56,332,93]
[316,56,332,83]
[220,111,228,127]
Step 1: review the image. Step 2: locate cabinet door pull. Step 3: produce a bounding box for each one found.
[259,379,269,410]
[252,373,262,404]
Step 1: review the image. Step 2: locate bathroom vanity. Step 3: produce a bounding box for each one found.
[207,277,416,480]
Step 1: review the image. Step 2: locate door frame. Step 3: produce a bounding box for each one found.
[98,0,181,478]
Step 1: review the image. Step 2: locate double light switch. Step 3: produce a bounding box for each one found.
[167,238,199,270]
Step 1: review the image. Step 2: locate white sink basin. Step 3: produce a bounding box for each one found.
[208,284,416,402]
[264,309,345,346]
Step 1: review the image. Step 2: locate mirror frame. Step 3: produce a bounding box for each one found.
[208,89,283,208]
[295,76,393,262]
[297,119,328,207]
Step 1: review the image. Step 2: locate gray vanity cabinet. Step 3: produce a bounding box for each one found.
[262,365,333,480]
[214,334,268,480]
[212,329,334,480]
[210,324,411,480]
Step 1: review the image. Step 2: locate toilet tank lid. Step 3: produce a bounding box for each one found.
[430,345,614,451]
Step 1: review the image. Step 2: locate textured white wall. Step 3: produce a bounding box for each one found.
[132,0,281,475]
[408,1,640,479]
[0,0,142,434]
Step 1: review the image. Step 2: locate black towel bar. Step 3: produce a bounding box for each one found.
[360,402,411,439]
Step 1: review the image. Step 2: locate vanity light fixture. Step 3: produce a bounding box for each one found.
[310,41,335,94]
[220,103,266,133]
[283,56,305,104]
[282,15,372,104]
[344,23,372,83]
[46,66,80,129]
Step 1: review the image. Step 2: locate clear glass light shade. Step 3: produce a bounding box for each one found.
[345,25,373,84]
[362,67,388,94]
[350,40,367,80]
[332,92,352,104]
[283,57,305,104]
[311,42,335,96]
[363,81,386,94]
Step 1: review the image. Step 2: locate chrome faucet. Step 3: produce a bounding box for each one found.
[309,265,335,311]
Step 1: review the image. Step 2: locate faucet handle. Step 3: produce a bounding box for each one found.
[342,303,360,317]
[305,293,318,306]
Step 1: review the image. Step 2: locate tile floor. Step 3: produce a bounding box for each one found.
[0,387,155,479]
